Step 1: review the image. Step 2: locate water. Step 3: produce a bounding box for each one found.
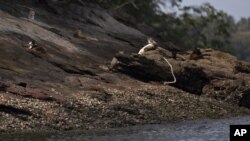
[1,116,250,141]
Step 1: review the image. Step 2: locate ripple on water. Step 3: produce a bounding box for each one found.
[1,116,250,141]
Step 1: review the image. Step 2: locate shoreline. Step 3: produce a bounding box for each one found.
[1,115,250,136]
[1,82,250,134]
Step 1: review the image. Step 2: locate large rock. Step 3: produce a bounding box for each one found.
[0,0,148,99]
[110,53,173,82]
[110,49,209,94]
[110,48,250,99]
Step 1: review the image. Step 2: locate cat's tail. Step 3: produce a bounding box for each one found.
[163,57,176,84]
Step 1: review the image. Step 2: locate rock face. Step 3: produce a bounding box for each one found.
[111,48,250,100]
[0,0,250,134]
[110,50,209,94]
[110,53,175,82]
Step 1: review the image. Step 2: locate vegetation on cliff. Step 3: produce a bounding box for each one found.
[88,0,232,52]
[87,0,249,60]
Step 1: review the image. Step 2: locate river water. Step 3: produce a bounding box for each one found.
[1,116,250,141]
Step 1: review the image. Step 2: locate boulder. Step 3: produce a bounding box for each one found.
[110,49,209,94]
[110,48,250,98]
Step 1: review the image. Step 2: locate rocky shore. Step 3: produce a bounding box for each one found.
[0,0,250,134]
